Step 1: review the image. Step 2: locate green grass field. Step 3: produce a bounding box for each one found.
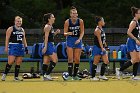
[0,75,140,93]
[1,55,138,93]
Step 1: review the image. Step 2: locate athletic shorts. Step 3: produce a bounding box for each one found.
[42,42,56,55]
[126,38,138,52]
[92,45,106,56]
[8,43,24,56]
[66,36,82,49]
[136,44,140,51]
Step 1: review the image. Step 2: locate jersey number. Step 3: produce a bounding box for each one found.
[72,30,78,36]
[17,35,22,41]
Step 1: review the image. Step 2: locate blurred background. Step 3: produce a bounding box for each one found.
[1,0,140,28]
[0,0,140,46]
[0,0,140,73]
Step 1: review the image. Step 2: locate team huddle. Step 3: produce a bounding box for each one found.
[1,6,140,81]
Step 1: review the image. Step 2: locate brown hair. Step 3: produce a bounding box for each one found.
[131,6,140,17]
[95,16,103,24]
[43,13,52,25]
[70,6,77,13]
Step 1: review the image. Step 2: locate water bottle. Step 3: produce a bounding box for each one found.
[112,50,117,59]
[118,50,122,59]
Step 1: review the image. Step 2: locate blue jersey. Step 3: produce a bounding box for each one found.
[42,25,56,55]
[66,18,82,49]
[94,26,106,48]
[9,26,24,44]
[8,26,24,56]
[127,20,140,52]
[131,20,140,38]
[43,25,55,42]
[68,18,80,37]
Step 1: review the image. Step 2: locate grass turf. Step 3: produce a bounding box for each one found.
[0,75,140,93]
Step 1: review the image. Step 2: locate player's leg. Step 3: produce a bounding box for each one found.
[100,54,109,80]
[73,48,82,80]
[46,53,58,75]
[131,51,140,80]
[42,56,50,76]
[90,55,101,81]
[14,56,23,81]
[1,55,15,81]
[65,46,74,80]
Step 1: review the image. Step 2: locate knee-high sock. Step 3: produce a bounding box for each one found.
[73,64,79,77]
[100,63,107,76]
[91,64,97,78]
[120,61,132,71]
[4,63,12,75]
[15,65,20,77]
[46,62,56,75]
[42,64,48,75]
[133,62,139,76]
[68,63,73,76]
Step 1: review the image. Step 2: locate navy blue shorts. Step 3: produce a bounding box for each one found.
[66,36,82,49]
[92,45,106,56]
[42,42,56,55]
[126,38,137,52]
[8,43,24,56]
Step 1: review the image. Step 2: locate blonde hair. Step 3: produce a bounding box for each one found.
[15,16,22,21]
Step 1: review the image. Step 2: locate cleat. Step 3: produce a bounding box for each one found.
[90,77,100,81]
[14,77,23,81]
[132,76,140,80]
[99,75,109,81]
[116,68,121,80]
[73,76,82,80]
[1,74,6,81]
[43,75,53,81]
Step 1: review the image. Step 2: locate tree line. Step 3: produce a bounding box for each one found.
[0,0,140,29]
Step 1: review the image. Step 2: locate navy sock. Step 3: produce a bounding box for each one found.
[46,62,56,75]
[42,64,48,75]
[133,63,139,76]
[73,64,79,77]
[91,64,97,78]
[120,61,132,71]
[15,65,20,77]
[68,63,73,76]
[100,63,107,76]
[4,63,12,74]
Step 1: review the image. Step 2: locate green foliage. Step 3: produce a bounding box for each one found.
[1,0,140,28]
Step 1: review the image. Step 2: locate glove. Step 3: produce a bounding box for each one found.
[105,46,110,51]
[101,50,106,55]
[25,47,28,54]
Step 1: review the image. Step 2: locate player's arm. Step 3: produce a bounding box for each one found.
[22,29,27,48]
[104,42,109,48]
[94,29,104,51]
[22,29,28,54]
[127,21,137,40]
[42,25,51,54]
[64,19,72,36]
[44,25,51,48]
[54,29,60,36]
[78,19,84,40]
[104,42,110,50]
[5,27,13,53]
